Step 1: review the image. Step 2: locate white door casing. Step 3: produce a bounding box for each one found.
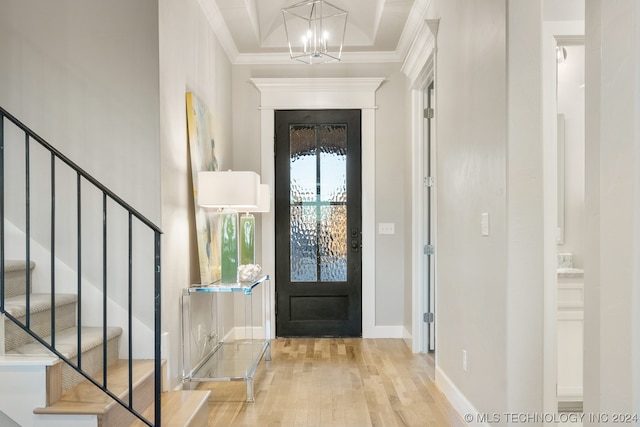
[251,78,384,338]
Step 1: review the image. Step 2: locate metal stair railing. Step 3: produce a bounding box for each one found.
[0,106,162,427]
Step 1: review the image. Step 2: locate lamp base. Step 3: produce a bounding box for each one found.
[220,210,239,283]
[240,213,256,266]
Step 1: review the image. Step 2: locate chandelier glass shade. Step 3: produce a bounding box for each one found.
[282,0,348,64]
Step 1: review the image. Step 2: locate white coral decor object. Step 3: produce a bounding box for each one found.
[238,264,262,281]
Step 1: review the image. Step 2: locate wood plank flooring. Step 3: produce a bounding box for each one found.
[199,338,466,427]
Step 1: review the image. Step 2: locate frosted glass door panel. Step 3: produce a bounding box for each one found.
[289,124,347,283]
[290,205,318,282]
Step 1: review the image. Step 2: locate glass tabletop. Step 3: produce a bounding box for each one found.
[186,275,269,295]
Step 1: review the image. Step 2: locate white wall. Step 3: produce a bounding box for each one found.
[0,0,161,222]
[420,0,551,422]
[425,0,509,417]
[0,0,236,391]
[231,63,408,330]
[543,0,585,22]
[584,0,640,423]
[0,0,161,352]
[158,0,235,389]
[506,1,548,420]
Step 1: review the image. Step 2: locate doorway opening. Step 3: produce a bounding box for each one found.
[555,41,585,413]
[423,83,436,353]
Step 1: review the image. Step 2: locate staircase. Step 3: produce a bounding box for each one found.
[4,260,122,397]
[1,260,209,426]
[0,107,210,426]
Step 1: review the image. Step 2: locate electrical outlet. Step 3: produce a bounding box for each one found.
[197,324,202,343]
[462,350,467,372]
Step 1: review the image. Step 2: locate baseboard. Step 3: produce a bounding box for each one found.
[363,325,405,338]
[225,326,265,341]
[402,327,413,351]
[558,400,583,413]
[557,386,583,402]
[436,366,489,427]
[402,326,412,339]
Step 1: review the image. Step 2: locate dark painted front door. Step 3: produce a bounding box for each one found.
[275,109,362,337]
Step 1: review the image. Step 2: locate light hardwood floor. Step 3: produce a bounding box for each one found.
[199,338,467,426]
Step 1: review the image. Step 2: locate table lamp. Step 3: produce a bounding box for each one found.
[197,171,260,283]
[239,184,271,268]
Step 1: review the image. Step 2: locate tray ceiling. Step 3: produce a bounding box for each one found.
[198,0,423,64]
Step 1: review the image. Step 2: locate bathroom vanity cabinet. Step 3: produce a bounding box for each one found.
[557,269,583,411]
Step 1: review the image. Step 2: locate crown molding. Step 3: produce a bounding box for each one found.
[395,0,431,61]
[196,0,239,62]
[555,35,585,46]
[402,20,436,87]
[199,0,427,66]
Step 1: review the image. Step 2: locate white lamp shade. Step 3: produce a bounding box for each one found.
[246,184,271,213]
[197,171,261,209]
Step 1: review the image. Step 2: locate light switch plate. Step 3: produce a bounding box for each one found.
[481,213,489,236]
[480,212,489,236]
[379,223,395,235]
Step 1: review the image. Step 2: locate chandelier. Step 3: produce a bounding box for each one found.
[281,0,348,64]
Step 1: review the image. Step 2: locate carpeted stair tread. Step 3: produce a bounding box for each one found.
[3,293,77,318]
[3,260,35,273]
[3,260,36,298]
[8,326,122,359]
[3,293,78,352]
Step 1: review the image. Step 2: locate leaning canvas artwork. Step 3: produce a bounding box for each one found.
[186,92,220,284]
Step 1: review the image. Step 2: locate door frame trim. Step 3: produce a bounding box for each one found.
[407,29,437,353]
[251,77,384,338]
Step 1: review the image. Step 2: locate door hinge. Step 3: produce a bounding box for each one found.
[423,176,434,187]
[424,108,435,119]
[423,312,434,323]
[424,245,435,256]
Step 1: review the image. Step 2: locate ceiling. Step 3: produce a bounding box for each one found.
[198,0,423,64]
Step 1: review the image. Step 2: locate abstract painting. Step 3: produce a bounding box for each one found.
[186,92,220,284]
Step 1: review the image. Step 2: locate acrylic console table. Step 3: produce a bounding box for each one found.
[181,275,271,403]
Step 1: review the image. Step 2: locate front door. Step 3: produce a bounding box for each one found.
[275,109,362,337]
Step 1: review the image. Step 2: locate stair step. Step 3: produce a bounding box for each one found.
[131,390,211,427]
[8,325,122,359]
[9,326,122,395]
[35,359,166,427]
[3,293,77,352]
[3,260,35,298]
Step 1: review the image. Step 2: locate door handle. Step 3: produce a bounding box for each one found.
[351,228,361,252]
